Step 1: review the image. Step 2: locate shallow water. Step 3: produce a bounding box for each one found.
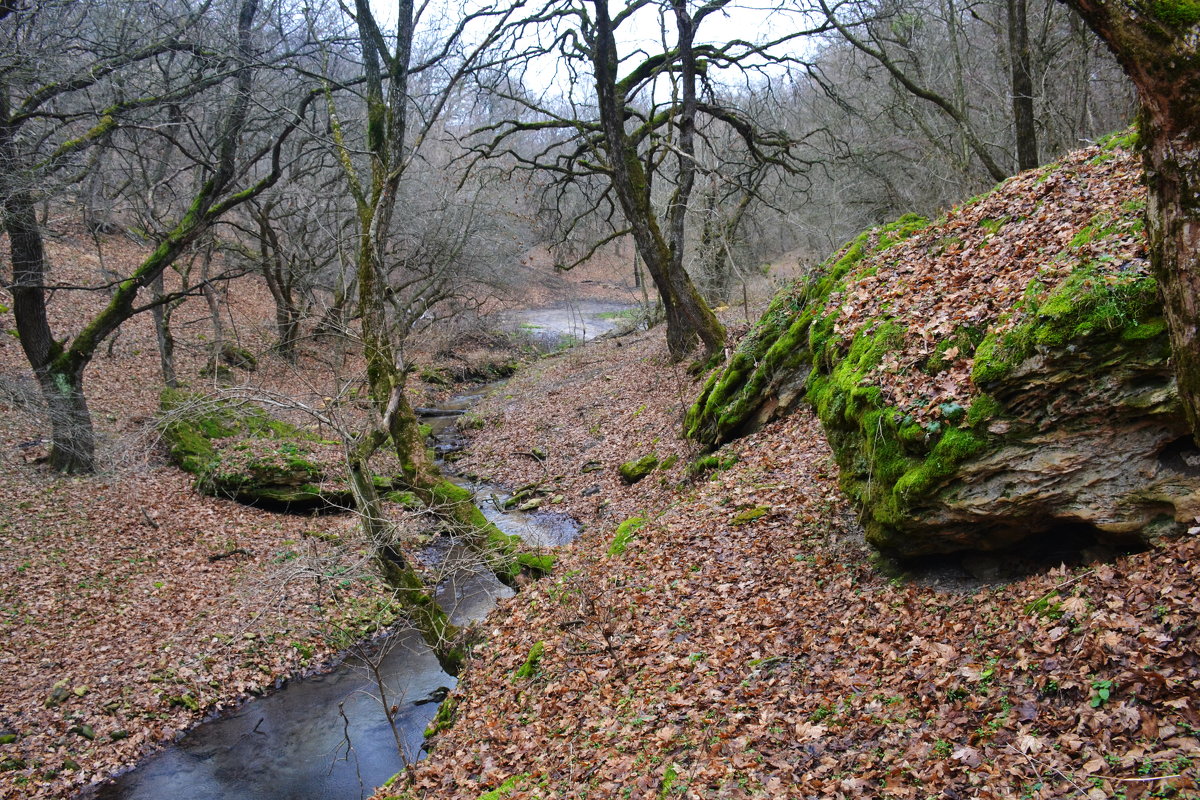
[91,632,446,800]
[89,389,579,800]
[498,301,638,350]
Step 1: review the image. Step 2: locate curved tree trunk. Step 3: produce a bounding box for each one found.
[590,0,725,364]
[39,367,95,474]
[6,188,96,472]
[1,0,302,472]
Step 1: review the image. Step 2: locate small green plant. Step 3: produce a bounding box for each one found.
[1090,678,1114,707]
[810,703,836,722]
[1024,593,1064,620]
[659,762,682,797]
[476,773,530,800]
[514,641,545,680]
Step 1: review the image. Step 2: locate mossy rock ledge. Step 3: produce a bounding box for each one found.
[687,143,1200,557]
[159,389,356,510]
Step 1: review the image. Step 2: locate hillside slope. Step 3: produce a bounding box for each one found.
[392,331,1200,800]
[389,140,1200,799]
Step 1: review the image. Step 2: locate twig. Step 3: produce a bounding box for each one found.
[1024,569,1096,610]
[208,547,252,562]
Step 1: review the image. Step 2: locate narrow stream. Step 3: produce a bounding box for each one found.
[86,303,627,800]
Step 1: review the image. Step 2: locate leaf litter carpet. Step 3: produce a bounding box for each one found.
[394,331,1200,800]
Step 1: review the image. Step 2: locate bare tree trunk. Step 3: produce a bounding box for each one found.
[1007,0,1039,170]
[199,248,227,371]
[0,0,302,472]
[149,272,178,388]
[6,193,96,471]
[256,206,301,361]
[590,0,725,363]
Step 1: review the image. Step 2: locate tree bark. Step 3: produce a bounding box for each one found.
[257,206,300,361]
[0,0,301,472]
[149,272,178,388]
[589,0,725,363]
[5,186,97,471]
[1144,119,1200,434]
[1008,0,1039,170]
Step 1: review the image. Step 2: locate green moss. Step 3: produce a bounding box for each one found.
[686,215,927,446]
[618,454,659,484]
[731,505,770,525]
[923,327,983,374]
[686,452,738,477]
[1097,127,1140,151]
[513,641,545,680]
[978,216,1009,235]
[972,266,1162,387]
[608,516,646,556]
[424,694,457,739]
[458,412,485,430]
[159,391,328,497]
[891,428,986,502]
[1149,0,1200,27]
[418,367,451,386]
[687,181,1171,555]
[219,343,257,370]
[477,775,531,800]
[430,480,474,505]
[1122,317,1167,341]
[516,552,555,574]
[384,490,422,508]
[429,479,553,583]
[965,394,1003,427]
[1070,211,1121,247]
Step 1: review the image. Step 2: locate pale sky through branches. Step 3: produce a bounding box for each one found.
[369,0,818,98]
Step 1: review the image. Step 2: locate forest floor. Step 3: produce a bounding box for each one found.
[3,147,1199,800]
[388,328,1200,800]
[0,216,648,800]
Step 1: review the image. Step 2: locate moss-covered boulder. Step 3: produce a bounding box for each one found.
[618,454,659,484]
[159,390,354,510]
[688,140,1200,557]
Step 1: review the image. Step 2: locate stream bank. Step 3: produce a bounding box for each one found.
[83,302,633,800]
[88,406,579,800]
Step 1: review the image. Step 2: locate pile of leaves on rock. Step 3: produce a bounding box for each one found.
[380,143,1199,797]
[386,331,1199,799]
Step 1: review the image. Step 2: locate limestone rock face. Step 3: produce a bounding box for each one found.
[687,139,1200,557]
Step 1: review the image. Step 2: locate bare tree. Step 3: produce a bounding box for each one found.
[0,0,318,471]
[473,0,828,365]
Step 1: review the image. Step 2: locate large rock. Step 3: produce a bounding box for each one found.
[687,137,1200,557]
[159,389,355,510]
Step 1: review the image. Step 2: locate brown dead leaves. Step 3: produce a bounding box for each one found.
[396,325,1200,800]
[835,145,1147,423]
